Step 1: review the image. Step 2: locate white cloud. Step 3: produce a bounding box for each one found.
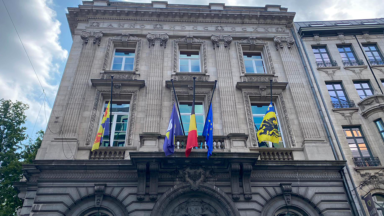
[0,0,67,128]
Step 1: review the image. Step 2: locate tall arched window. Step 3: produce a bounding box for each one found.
[373,194,384,216]
[275,207,308,216]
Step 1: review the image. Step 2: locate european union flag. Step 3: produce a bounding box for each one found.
[163,103,183,156]
[203,104,214,159]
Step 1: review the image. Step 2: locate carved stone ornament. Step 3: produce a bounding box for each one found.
[280,183,292,206]
[94,184,106,207]
[211,35,233,49]
[170,198,220,216]
[360,172,384,190]
[153,23,163,29]
[333,108,358,124]
[357,95,384,118]
[337,32,345,44]
[80,31,103,46]
[182,167,210,190]
[313,33,321,45]
[274,36,294,50]
[147,33,169,48]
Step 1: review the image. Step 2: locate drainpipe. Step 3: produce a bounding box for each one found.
[290,28,366,216]
[353,35,384,94]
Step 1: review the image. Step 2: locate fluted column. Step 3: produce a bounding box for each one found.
[274,36,323,140]
[61,31,103,137]
[143,33,168,133]
[211,35,240,135]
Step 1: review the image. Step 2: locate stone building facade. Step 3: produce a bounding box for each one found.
[294,19,384,216]
[15,1,370,216]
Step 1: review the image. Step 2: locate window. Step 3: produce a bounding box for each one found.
[275,207,308,216]
[375,119,384,142]
[179,103,205,135]
[373,194,384,216]
[112,50,135,71]
[179,51,201,72]
[354,81,373,99]
[363,44,384,65]
[252,104,284,148]
[343,127,379,167]
[100,102,129,147]
[243,53,265,73]
[338,45,361,66]
[312,46,335,67]
[326,83,353,108]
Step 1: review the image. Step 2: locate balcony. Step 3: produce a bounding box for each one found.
[258,148,294,161]
[331,100,356,109]
[317,60,338,68]
[90,149,125,160]
[174,136,226,150]
[369,60,384,66]
[342,59,364,66]
[353,157,381,167]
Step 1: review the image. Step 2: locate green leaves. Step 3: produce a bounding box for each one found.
[0,99,44,216]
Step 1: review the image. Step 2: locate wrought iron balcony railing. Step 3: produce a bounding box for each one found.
[342,59,365,66]
[369,60,384,66]
[317,60,338,68]
[174,136,226,150]
[353,157,381,167]
[331,100,356,109]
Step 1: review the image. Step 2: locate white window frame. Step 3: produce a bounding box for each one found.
[179,102,205,135]
[111,49,135,71]
[243,52,266,74]
[252,103,286,147]
[99,101,130,147]
[179,50,201,73]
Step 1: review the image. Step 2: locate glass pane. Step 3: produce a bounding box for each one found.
[181,115,190,124]
[357,90,365,96]
[353,128,362,137]
[334,84,342,89]
[253,116,264,129]
[179,104,191,113]
[106,103,129,112]
[338,48,344,52]
[195,105,204,114]
[347,52,355,58]
[313,48,319,53]
[180,65,189,72]
[256,66,265,74]
[349,145,360,157]
[197,123,204,135]
[361,83,369,88]
[354,83,361,89]
[370,46,377,50]
[319,48,327,52]
[326,84,334,90]
[113,57,123,64]
[114,132,126,140]
[180,59,189,66]
[251,105,269,114]
[112,63,122,70]
[244,61,255,73]
[344,47,351,51]
[344,129,353,137]
[191,60,200,72]
[376,120,384,131]
[252,54,262,59]
[365,90,373,96]
[195,115,204,124]
[124,63,134,71]
[340,53,347,58]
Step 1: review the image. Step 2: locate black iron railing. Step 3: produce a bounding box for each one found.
[331,100,355,108]
[342,59,365,66]
[317,60,338,68]
[369,60,384,66]
[353,157,381,167]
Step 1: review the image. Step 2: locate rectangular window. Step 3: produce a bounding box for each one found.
[252,104,284,148]
[112,50,135,71]
[179,103,205,135]
[343,127,379,167]
[354,81,373,99]
[338,45,361,66]
[326,83,353,108]
[243,53,265,74]
[179,51,201,72]
[375,119,384,142]
[100,102,129,147]
[312,46,334,67]
[363,44,384,65]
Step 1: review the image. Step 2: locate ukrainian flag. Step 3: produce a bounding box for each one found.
[92,102,111,151]
[257,103,280,144]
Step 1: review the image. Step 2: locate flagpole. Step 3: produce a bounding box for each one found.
[171,79,185,136]
[193,77,196,113]
[204,80,217,124]
[110,75,113,147]
[270,79,273,104]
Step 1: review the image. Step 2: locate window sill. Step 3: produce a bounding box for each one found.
[354,166,384,171]
[332,107,359,111]
[171,72,209,82]
[241,73,278,82]
[103,70,136,73]
[343,65,367,70]
[316,66,341,70]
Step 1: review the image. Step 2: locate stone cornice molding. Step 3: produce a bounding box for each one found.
[81,31,103,46]
[211,35,232,49]
[147,33,169,48]
[357,95,384,118]
[274,36,294,50]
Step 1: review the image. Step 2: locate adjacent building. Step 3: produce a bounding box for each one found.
[15,1,384,216]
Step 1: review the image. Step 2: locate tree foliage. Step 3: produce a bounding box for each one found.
[0,99,44,216]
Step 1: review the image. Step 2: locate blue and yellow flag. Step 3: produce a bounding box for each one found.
[257,103,280,144]
[203,104,214,159]
[92,102,111,151]
[163,103,183,156]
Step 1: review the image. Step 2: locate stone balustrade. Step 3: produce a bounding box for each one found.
[258,148,294,161]
[175,136,226,150]
[90,149,125,160]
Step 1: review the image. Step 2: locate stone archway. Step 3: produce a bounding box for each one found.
[65,196,129,216]
[261,195,321,216]
[151,183,240,216]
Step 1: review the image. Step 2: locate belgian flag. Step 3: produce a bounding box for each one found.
[186,78,198,157]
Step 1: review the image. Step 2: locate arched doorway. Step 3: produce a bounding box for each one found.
[66,196,129,216]
[261,195,320,216]
[275,206,308,216]
[81,208,113,216]
[151,183,240,216]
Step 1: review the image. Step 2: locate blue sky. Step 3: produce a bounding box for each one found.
[0,0,383,142]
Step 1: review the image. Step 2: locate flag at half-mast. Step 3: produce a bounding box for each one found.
[92,102,111,151]
[186,102,198,157]
[257,102,280,144]
[163,103,183,156]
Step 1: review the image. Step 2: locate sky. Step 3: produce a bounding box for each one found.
[0,0,383,142]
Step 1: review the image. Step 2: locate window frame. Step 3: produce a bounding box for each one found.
[179,50,201,72]
[363,44,384,64]
[251,103,285,148]
[243,52,266,74]
[99,101,130,147]
[372,194,384,216]
[111,49,136,71]
[353,81,374,99]
[337,45,358,66]
[375,119,384,142]
[312,46,332,66]
[326,82,351,108]
[179,102,205,136]
[343,126,374,159]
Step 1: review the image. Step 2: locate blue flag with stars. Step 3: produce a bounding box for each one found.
[203,104,214,159]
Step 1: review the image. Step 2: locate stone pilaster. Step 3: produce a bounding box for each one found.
[61,31,103,137]
[274,36,323,142]
[211,35,240,135]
